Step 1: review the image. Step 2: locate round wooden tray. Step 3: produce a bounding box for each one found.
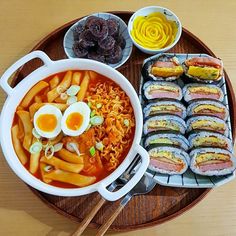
[12,11,236,232]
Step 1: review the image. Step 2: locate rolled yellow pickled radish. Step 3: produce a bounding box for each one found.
[131,12,178,50]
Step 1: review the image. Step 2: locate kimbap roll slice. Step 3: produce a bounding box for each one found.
[188,131,233,151]
[143,100,186,118]
[183,56,223,83]
[186,116,229,136]
[142,55,184,81]
[144,115,186,135]
[190,148,236,176]
[143,81,182,100]
[183,83,223,102]
[144,132,189,151]
[187,100,229,120]
[148,146,189,175]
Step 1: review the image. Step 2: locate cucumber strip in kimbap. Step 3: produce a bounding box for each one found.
[183,83,223,102]
[142,55,184,81]
[186,116,229,136]
[144,132,189,151]
[143,100,186,118]
[187,100,229,120]
[144,115,186,135]
[143,81,182,100]
[183,56,223,83]
[148,145,189,175]
[190,148,236,176]
[188,131,233,151]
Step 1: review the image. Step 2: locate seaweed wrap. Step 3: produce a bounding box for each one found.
[188,131,232,151]
[143,81,182,100]
[186,116,229,136]
[144,132,189,151]
[187,100,229,120]
[142,55,184,81]
[183,56,223,83]
[143,100,186,118]
[183,83,223,102]
[148,146,189,175]
[143,115,186,135]
[190,148,236,176]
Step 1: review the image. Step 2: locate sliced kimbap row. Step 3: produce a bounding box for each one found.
[144,115,186,135]
[148,145,189,175]
[142,55,184,81]
[183,83,223,102]
[183,56,223,83]
[143,100,186,118]
[186,116,229,136]
[144,132,189,151]
[187,100,229,120]
[190,148,236,176]
[143,81,182,100]
[188,131,233,151]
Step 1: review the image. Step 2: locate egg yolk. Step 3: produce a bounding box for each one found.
[66,112,83,130]
[36,114,57,132]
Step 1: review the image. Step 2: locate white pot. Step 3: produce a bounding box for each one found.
[0,51,149,201]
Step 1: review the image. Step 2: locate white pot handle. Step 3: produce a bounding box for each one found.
[0,50,52,96]
[97,144,150,201]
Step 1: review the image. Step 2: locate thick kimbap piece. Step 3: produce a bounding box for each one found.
[187,100,229,120]
[183,83,223,102]
[143,100,186,118]
[188,131,233,151]
[148,146,189,175]
[144,132,189,151]
[183,56,223,83]
[142,55,184,81]
[144,115,186,135]
[143,81,182,100]
[190,148,236,176]
[186,116,229,136]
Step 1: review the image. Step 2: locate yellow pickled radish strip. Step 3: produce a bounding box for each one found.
[131,12,178,50]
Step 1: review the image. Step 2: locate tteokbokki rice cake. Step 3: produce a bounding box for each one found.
[12,70,135,188]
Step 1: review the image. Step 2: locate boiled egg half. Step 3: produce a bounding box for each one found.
[34,104,62,139]
[61,102,90,136]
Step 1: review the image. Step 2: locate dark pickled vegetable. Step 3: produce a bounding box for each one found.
[73,41,88,58]
[85,16,100,29]
[106,45,122,64]
[98,36,115,51]
[87,18,108,40]
[107,18,119,38]
[78,30,95,49]
[88,51,105,63]
[73,24,84,40]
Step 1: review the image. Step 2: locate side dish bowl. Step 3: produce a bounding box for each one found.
[128,6,182,54]
[63,12,133,69]
[0,50,149,201]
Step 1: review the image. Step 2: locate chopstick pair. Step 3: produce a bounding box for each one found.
[71,156,140,236]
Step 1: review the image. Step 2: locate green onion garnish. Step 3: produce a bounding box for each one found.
[90,116,104,126]
[29,142,42,154]
[124,119,130,127]
[96,103,102,109]
[89,146,96,156]
[66,85,80,96]
[90,110,96,117]
[95,142,104,151]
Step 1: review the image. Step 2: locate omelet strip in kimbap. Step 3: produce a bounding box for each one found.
[184,57,223,82]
